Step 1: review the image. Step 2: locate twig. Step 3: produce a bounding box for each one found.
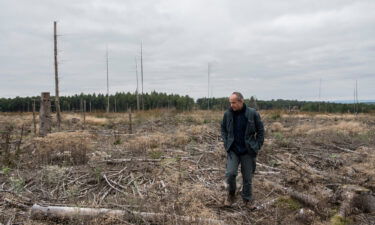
[102,174,126,195]
[131,173,144,199]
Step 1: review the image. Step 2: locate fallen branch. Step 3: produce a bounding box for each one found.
[286,157,352,183]
[31,204,226,225]
[339,185,374,218]
[104,158,162,164]
[256,171,280,175]
[331,145,361,154]
[264,179,320,208]
[104,156,192,165]
[4,197,29,210]
[102,174,126,195]
[131,173,144,199]
[256,162,284,171]
[196,167,280,175]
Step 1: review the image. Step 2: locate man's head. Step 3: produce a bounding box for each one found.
[229,92,244,111]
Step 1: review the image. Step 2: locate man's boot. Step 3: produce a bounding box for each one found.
[242,199,257,210]
[224,193,236,206]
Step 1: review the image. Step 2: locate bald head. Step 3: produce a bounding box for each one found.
[229,92,244,111]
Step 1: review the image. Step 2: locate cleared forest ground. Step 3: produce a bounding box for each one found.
[1,110,375,225]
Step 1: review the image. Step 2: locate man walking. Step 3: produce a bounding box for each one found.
[221,92,264,209]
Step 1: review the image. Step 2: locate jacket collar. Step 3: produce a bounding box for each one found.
[230,103,247,114]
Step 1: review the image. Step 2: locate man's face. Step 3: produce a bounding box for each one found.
[229,94,244,111]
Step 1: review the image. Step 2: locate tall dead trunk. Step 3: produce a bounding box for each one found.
[54,21,61,130]
[32,99,37,135]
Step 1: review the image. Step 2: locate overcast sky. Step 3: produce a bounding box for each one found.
[1,0,374,101]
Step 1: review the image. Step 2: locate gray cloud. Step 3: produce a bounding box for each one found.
[0,0,374,101]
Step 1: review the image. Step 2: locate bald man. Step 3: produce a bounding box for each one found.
[221,92,264,209]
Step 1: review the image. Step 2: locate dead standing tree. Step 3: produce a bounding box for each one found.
[1,125,13,166]
[54,21,62,130]
[140,42,144,110]
[128,107,132,134]
[135,57,140,111]
[32,99,37,135]
[39,92,52,137]
[207,63,210,110]
[106,46,110,113]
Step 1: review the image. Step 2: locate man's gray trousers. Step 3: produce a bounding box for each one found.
[225,151,256,201]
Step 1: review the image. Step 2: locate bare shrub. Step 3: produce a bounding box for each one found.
[32,131,92,165]
[270,122,284,132]
[179,183,217,219]
[41,165,69,186]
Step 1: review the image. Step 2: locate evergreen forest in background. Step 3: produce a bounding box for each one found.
[0,92,194,112]
[1,92,374,113]
[196,97,375,113]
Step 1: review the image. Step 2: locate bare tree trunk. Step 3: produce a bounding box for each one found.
[207,63,210,110]
[106,46,110,113]
[80,98,83,118]
[39,92,52,137]
[83,100,86,130]
[114,98,117,113]
[1,126,12,166]
[54,21,61,130]
[14,124,24,160]
[135,57,140,111]
[264,179,320,208]
[32,99,37,135]
[128,107,132,134]
[140,42,144,110]
[31,204,225,225]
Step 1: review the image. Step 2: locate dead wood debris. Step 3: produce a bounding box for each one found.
[1,111,375,224]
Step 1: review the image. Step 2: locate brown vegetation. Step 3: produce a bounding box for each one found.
[1,110,375,224]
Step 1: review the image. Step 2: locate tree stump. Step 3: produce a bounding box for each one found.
[39,92,52,137]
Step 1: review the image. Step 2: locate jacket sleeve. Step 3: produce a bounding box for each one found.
[254,111,264,148]
[221,113,228,148]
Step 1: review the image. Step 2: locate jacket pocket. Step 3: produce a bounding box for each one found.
[247,120,256,134]
[245,138,259,153]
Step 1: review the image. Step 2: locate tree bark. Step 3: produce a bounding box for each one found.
[39,92,52,137]
[31,204,225,225]
[54,21,61,130]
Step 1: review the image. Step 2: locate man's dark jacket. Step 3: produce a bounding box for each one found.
[221,105,264,156]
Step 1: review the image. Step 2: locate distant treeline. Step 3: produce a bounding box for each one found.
[196,97,375,113]
[1,93,374,113]
[0,91,194,112]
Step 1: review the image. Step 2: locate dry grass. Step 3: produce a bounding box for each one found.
[269,122,285,132]
[186,124,210,136]
[122,130,190,152]
[85,116,109,126]
[31,131,93,165]
[0,113,35,128]
[292,121,368,136]
[179,183,217,218]
[2,110,375,225]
